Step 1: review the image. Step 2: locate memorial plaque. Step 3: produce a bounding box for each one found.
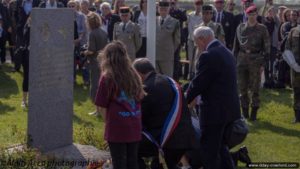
[28,9,74,152]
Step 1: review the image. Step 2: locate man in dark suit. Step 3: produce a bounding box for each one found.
[212,0,234,49]
[186,26,241,169]
[0,2,12,65]
[169,0,187,80]
[14,0,40,70]
[99,2,120,42]
[133,58,195,169]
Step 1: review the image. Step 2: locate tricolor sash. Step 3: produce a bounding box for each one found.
[142,77,183,169]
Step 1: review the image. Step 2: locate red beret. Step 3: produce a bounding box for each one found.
[245,5,257,14]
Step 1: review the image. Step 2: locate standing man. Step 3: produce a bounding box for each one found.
[169,0,187,81]
[100,2,121,42]
[199,5,225,44]
[113,6,141,61]
[187,26,241,169]
[233,5,270,121]
[0,2,11,66]
[156,0,180,77]
[213,0,234,49]
[2,0,16,70]
[15,0,41,71]
[190,5,225,78]
[285,25,300,123]
[187,0,203,79]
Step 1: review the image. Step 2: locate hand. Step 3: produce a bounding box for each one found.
[83,50,89,56]
[188,99,196,109]
[7,27,12,33]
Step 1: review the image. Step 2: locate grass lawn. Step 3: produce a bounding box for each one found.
[0,63,300,168]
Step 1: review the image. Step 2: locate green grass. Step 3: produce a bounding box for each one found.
[0,64,105,149]
[1,63,300,168]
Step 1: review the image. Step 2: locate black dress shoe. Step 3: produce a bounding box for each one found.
[238,146,251,165]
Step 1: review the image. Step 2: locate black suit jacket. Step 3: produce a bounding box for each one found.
[107,14,120,41]
[213,11,234,49]
[187,40,241,126]
[0,3,12,35]
[142,72,195,149]
[15,0,40,46]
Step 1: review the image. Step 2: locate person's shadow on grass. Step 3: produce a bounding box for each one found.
[250,121,300,138]
[0,65,19,114]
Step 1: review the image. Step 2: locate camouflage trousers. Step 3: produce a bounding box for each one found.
[291,69,300,111]
[237,63,262,109]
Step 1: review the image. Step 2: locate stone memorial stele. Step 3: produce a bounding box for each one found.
[28,8,74,152]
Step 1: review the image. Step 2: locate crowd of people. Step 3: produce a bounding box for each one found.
[1,0,300,168]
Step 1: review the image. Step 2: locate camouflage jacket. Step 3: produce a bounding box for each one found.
[233,22,270,65]
[198,21,225,44]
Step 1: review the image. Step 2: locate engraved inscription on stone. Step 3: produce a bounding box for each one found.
[28,9,74,152]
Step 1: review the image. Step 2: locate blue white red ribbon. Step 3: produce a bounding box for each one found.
[142,76,183,152]
[160,77,183,147]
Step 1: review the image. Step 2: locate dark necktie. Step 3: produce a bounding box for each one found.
[122,23,126,32]
[161,18,164,26]
[218,12,221,23]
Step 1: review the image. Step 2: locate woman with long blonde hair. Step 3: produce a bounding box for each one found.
[94,41,145,169]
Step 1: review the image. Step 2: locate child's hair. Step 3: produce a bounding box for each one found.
[99,41,145,100]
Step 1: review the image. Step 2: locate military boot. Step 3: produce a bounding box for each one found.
[293,110,300,123]
[242,107,249,119]
[250,107,258,121]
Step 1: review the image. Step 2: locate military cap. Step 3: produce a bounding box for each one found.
[158,1,170,7]
[119,6,130,14]
[245,5,257,14]
[202,5,213,11]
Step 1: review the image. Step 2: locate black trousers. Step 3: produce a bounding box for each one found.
[198,124,235,169]
[138,135,186,169]
[173,46,181,81]
[22,50,29,92]
[0,37,5,64]
[108,141,139,169]
[136,37,147,58]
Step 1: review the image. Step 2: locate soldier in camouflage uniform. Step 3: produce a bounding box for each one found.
[233,5,270,121]
[190,5,225,78]
[285,25,300,123]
